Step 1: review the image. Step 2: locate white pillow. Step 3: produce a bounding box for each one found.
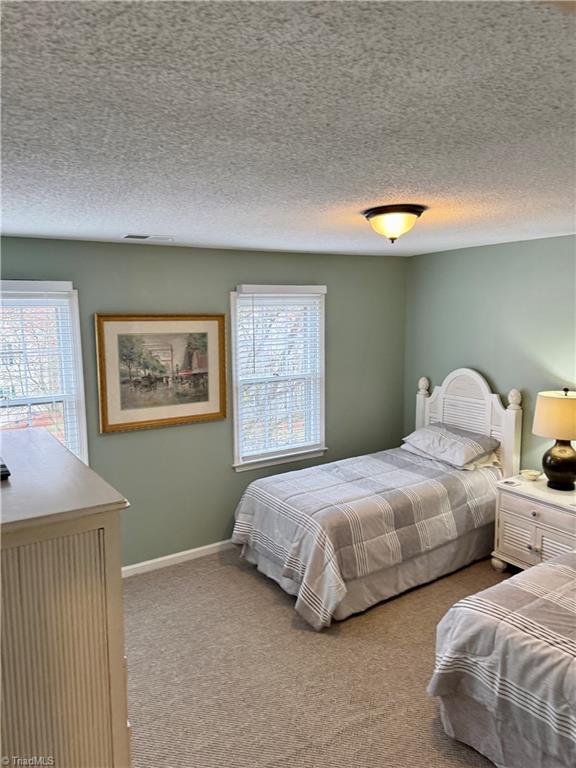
[402,423,500,469]
[400,443,500,471]
[469,451,501,471]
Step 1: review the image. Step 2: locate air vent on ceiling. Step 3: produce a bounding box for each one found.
[123,234,174,242]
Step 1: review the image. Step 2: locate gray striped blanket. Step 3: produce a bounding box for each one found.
[232,448,500,629]
[428,553,576,767]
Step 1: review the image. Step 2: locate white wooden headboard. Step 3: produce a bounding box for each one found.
[415,368,522,478]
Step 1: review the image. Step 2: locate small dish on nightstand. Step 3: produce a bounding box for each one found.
[520,469,541,481]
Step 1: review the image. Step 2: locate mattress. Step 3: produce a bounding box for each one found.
[232,447,501,629]
[428,552,576,768]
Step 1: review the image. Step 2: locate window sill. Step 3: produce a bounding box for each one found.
[233,447,327,473]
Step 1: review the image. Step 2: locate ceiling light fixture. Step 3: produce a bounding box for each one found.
[362,204,428,244]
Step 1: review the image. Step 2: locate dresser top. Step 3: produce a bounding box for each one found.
[1,429,129,531]
[498,475,576,512]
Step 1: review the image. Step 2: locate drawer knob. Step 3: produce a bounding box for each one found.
[531,510,538,518]
[527,544,533,551]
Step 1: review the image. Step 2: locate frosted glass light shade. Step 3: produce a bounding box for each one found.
[532,390,576,440]
[367,212,419,241]
[363,204,427,243]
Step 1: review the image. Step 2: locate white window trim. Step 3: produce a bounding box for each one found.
[237,284,328,295]
[1,280,76,293]
[230,286,327,472]
[1,280,89,464]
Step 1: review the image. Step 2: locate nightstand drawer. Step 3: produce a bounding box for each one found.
[500,492,576,535]
[497,510,538,566]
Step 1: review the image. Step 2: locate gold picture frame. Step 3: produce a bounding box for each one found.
[95,314,226,433]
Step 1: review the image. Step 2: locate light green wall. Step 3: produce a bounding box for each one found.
[4,234,574,564]
[404,235,576,468]
[1,237,407,565]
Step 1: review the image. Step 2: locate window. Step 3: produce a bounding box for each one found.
[0,281,88,463]
[231,285,326,471]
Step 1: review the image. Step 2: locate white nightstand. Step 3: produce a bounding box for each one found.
[491,476,576,571]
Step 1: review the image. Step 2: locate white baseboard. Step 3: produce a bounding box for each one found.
[122,539,235,578]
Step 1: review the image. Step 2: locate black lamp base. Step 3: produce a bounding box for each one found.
[542,440,576,492]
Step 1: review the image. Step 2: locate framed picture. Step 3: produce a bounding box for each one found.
[95,314,226,433]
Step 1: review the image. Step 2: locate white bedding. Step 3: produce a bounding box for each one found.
[232,447,501,629]
[428,553,576,768]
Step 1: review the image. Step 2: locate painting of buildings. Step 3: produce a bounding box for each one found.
[118,332,208,410]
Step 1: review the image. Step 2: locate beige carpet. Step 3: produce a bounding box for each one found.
[124,547,508,768]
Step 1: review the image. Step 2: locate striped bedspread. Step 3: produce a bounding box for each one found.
[232,447,500,629]
[428,553,576,767]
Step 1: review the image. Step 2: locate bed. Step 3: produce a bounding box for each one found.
[428,551,576,768]
[232,368,523,630]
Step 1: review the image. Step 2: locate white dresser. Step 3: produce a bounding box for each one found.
[491,476,576,571]
[1,429,131,768]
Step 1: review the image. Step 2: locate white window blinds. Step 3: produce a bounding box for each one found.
[0,281,88,463]
[231,285,326,470]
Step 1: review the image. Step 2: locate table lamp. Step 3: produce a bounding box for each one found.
[532,388,576,491]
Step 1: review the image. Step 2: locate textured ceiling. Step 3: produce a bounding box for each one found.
[2,1,575,256]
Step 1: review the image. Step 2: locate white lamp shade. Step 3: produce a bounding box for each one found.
[532,390,576,440]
